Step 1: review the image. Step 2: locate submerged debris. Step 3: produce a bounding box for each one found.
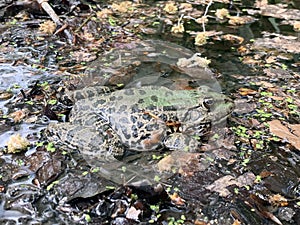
[6,133,30,153]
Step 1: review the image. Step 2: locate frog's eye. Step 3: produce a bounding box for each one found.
[203,97,214,109]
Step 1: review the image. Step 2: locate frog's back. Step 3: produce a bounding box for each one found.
[106,86,204,111]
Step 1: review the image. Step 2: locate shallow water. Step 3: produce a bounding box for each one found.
[0,0,300,224]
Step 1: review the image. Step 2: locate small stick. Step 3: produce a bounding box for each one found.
[37,0,74,43]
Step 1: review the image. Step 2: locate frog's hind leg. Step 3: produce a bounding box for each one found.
[45,123,124,161]
[70,86,111,101]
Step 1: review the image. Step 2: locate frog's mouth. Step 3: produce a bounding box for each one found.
[208,98,234,124]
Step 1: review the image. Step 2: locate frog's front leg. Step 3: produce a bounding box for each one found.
[45,123,124,161]
[163,133,200,152]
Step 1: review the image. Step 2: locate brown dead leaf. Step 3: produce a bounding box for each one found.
[111,1,133,13]
[255,0,268,7]
[269,194,288,207]
[96,9,113,19]
[232,219,241,225]
[228,16,255,25]
[265,56,277,64]
[0,91,13,100]
[259,4,300,20]
[6,134,30,153]
[126,206,141,221]
[289,124,300,137]
[10,109,27,123]
[169,192,185,206]
[215,8,229,20]
[238,87,257,96]
[194,220,208,225]
[179,3,193,12]
[269,96,284,101]
[39,20,56,34]
[268,120,300,150]
[242,56,261,65]
[259,170,273,178]
[294,21,300,31]
[222,34,244,45]
[163,2,178,14]
[206,172,255,197]
[237,45,250,55]
[253,35,300,53]
[157,152,202,176]
[71,51,97,63]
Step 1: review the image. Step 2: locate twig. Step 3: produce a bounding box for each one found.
[36,0,73,43]
[75,13,95,33]
[202,0,213,32]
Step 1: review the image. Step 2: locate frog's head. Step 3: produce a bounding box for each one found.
[164,90,234,151]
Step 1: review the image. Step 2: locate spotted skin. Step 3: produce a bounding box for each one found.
[46,85,233,160]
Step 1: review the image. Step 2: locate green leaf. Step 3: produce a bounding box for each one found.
[234,187,239,194]
[150,204,160,212]
[48,99,57,105]
[82,171,89,176]
[40,81,49,87]
[154,175,161,182]
[25,101,34,105]
[241,158,250,166]
[152,154,163,160]
[46,142,56,152]
[116,83,124,88]
[105,186,115,190]
[91,167,100,173]
[36,142,44,147]
[85,214,91,222]
[46,180,59,191]
[108,16,116,26]
[255,175,262,183]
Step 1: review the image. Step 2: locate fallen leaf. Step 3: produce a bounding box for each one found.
[215,8,229,20]
[268,120,300,150]
[268,194,288,207]
[255,81,275,88]
[205,172,255,197]
[6,134,30,153]
[39,20,56,34]
[228,16,255,25]
[238,87,257,96]
[169,192,185,206]
[96,9,113,19]
[222,34,244,45]
[9,109,27,123]
[111,1,133,13]
[157,152,202,176]
[232,219,241,225]
[294,21,300,31]
[171,23,184,33]
[194,220,207,225]
[163,2,178,14]
[195,32,208,46]
[195,16,208,24]
[126,206,141,221]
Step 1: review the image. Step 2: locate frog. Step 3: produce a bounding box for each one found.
[45,85,233,161]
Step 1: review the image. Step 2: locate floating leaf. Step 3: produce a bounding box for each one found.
[268,120,300,150]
